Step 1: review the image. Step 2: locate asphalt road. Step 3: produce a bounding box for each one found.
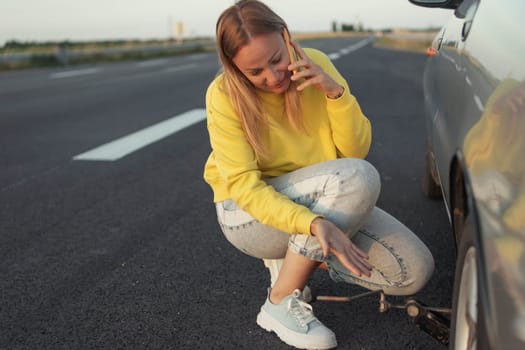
[0,37,454,350]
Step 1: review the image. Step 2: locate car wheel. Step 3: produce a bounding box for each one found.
[422,139,442,199]
[450,215,488,350]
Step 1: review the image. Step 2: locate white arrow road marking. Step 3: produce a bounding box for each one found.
[73,108,206,161]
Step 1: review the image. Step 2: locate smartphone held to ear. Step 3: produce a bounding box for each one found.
[283,29,298,75]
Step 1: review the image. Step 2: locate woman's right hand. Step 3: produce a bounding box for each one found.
[310,217,373,277]
[288,41,344,99]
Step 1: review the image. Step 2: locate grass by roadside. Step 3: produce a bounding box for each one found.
[0,45,213,71]
[373,32,435,54]
[0,38,216,71]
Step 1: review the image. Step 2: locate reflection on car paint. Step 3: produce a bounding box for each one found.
[463,78,525,342]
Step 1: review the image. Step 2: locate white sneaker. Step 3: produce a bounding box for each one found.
[257,289,337,349]
[263,259,312,302]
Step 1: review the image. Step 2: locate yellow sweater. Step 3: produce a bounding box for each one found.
[204,48,371,235]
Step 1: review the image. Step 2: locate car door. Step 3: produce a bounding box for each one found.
[427,0,479,207]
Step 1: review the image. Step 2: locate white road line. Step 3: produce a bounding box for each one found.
[49,68,101,79]
[185,53,207,61]
[328,38,372,61]
[136,59,168,67]
[345,38,372,53]
[473,95,485,113]
[73,108,206,161]
[164,63,198,73]
[465,75,472,86]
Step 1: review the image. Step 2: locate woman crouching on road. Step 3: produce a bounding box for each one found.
[203,1,435,349]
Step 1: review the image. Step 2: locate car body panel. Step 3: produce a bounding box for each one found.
[412,0,525,348]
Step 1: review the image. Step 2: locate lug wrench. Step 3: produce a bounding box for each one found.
[317,290,452,346]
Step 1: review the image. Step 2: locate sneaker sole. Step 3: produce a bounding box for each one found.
[256,309,337,350]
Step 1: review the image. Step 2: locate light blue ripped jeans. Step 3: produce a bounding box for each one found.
[215,158,435,296]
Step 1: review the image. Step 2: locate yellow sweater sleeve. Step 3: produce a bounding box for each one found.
[307,49,372,158]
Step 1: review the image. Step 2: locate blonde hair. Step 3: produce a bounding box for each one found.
[216,0,303,157]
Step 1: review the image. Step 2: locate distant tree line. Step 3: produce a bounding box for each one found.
[3,39,135,50]
[331,21,368,33]
[330,20,439,34]
[1,37,211,51]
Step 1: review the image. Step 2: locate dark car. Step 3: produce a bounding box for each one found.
[408,0,525,349]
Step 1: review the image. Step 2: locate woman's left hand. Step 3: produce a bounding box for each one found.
[288,40,344,99]
[310,217,373,277]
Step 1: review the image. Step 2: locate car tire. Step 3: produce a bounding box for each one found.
[450,215,489,350]
[422,139,442,199]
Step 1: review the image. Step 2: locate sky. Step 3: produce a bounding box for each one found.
[0,0,453,45]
